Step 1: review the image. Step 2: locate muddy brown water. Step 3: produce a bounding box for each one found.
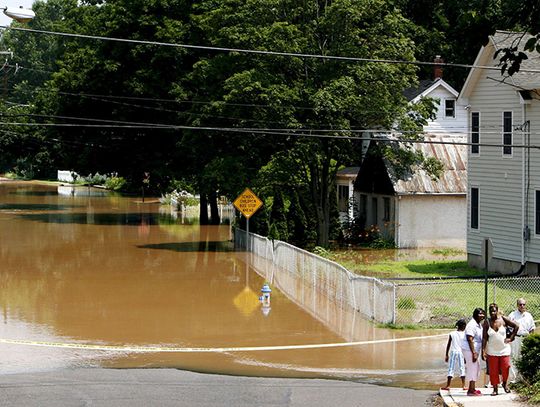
[0,181,453,389]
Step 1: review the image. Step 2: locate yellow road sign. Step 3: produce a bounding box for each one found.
[233,188,263,219]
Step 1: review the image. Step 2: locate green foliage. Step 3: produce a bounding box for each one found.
[341,222,396,248]
[13,157,36,180]
[2,0,497,248]
[104,176,127,191]
[432,248,465,256]
[378,323,422,330]
[517,334,540,383]
[512,380,540,404]
[312,246,331,258]
[397,297,416,309]
[84,173,108,185]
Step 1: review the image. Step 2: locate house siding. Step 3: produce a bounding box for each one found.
[467,72,524,266]
[524,103,540,262]
[423,86,467,134]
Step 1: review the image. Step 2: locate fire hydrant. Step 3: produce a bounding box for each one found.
[260,283,272,306]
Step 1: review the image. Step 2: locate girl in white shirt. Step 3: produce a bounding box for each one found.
[442,318,467,390]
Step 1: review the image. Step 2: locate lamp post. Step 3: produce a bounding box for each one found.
[3,6,35,23]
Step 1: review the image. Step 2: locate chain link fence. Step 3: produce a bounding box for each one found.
[395,277,540,325]
[235,228,540,327]
[234,229,395,324]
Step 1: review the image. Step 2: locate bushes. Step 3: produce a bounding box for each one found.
[517,334,540,382]
[104,176,126,191]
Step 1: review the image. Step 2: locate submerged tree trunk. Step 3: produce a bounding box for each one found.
[199,192,209,225]
[209,190,220,225]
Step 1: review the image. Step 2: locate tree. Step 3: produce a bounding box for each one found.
[1,0,439,247]
[190,0,434,246]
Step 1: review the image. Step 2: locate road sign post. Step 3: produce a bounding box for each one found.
[233,188,263,251]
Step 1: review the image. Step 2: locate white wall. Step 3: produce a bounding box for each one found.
[397,195,466,248]
[423,86,467,135]
[57,170,78,183]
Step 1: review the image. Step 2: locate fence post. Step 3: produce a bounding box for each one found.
[392,283,397,324]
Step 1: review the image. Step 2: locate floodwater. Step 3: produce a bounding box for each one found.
[0,181,451,389]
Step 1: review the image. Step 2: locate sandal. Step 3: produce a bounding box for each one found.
[491,391,498,396]
[441,387,450,391]
[503,386,511,393]
[467,392,482,396]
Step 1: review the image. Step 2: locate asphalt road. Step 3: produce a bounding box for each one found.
[0,368,435,407]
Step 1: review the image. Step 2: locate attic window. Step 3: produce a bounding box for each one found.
[445,99,455,118]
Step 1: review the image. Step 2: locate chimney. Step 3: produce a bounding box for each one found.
[433,55,443,79]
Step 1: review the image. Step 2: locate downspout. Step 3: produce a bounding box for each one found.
[394,195,400,248]
[521,103,526,266]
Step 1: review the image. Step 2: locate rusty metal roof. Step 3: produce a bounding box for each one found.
[393,135,467,195]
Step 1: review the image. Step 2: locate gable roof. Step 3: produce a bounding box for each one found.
[460,30,540,99]
[356,136,467,196]
[404,78,459,102]
[337,166,360,177]
[392,135,467,195]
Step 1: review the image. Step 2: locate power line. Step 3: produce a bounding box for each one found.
[5,25,540,73]
[0,121,537,148]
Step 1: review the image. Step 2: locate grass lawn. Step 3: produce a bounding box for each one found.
[325,248,540,327]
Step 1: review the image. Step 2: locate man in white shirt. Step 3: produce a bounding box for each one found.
[508,298,536,381]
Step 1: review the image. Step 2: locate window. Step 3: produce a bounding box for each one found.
[503,111,512,155]
[383,197,390,221]
[471,187,479,230]
[536,191,540,235]
[471,112,480,154]
[372,197,378,225]
[360,194,367,219]
[337,185,349,212]
[445,99,455,118]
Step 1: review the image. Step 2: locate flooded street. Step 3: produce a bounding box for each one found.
[0,181,448,389]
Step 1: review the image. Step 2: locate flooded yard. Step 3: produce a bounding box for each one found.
[0,181,450,389]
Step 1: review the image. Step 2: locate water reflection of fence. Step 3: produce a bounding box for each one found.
[235,230,395,325]
[395,277,540,325]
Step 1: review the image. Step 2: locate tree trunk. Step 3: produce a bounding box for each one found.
[310,141,334,248]
[199,192,209,225]
[209,190,220,225]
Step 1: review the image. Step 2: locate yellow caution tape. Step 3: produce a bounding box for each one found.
[0,333,448,353]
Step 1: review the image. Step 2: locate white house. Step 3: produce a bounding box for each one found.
[404,77,467,134]
[353,134,467,248]
[341,62,468,248]
[460,31,540,274]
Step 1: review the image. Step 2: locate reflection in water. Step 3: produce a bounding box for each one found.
[139,241,233,252]
[0,203,78,211]
[20,212,170,225]
[0,182,449,389]
[57,185,112,197]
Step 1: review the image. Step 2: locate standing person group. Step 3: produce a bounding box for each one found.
[443,298,535,396]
